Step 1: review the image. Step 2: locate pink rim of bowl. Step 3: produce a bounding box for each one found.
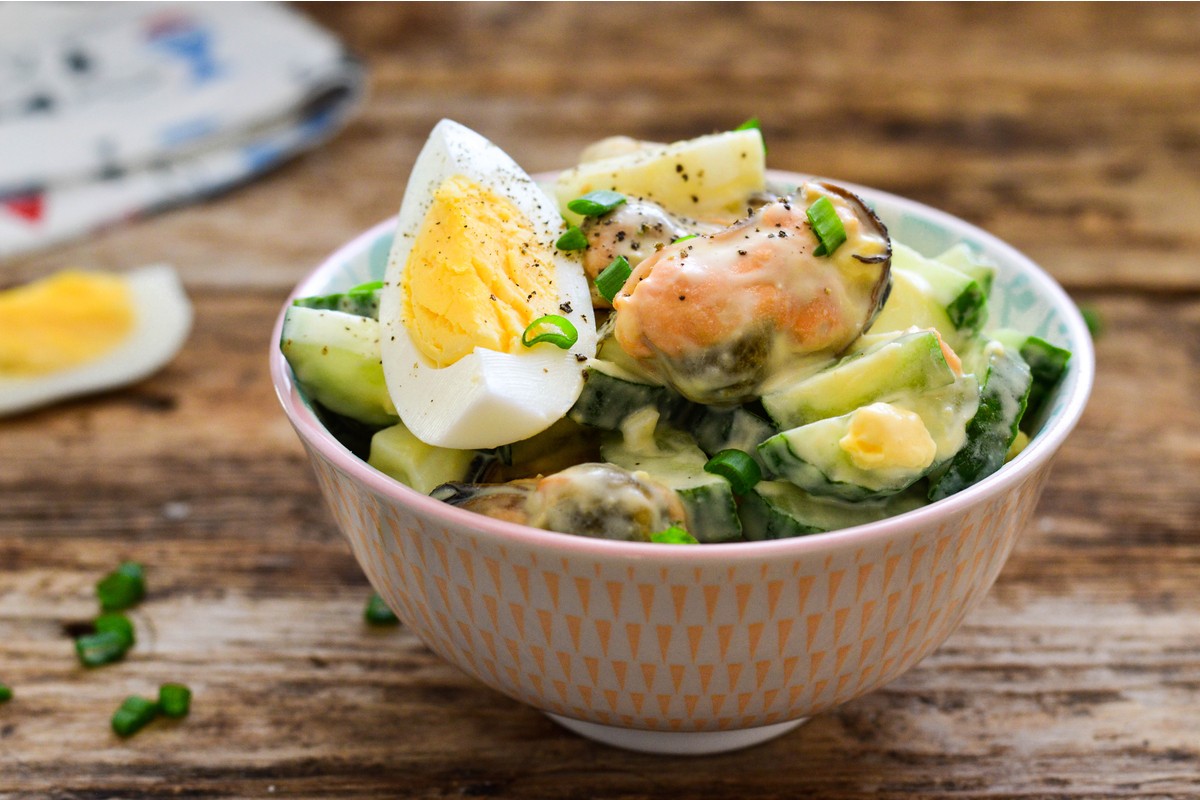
[270,171,1095,567]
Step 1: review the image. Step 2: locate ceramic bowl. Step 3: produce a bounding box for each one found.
[270,170,1094,755]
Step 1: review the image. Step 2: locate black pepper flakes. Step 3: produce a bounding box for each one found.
[559,301,573,314]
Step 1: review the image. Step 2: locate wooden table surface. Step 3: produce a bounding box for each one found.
[3,3,1199,797]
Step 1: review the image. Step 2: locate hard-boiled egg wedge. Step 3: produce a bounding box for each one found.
[0,264,192,416]
[379,119,597,450]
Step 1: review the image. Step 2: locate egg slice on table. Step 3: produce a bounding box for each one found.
[0,265,192,416]
[379,119,597,450]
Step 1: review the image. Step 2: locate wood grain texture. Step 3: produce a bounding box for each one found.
[2,3,1198,798]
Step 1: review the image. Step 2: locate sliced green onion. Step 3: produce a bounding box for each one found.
[0,683,12,703]
[521,314,579,350]
[347,280,383,296]
[807,196,847,257]
[595,255,632,303]
[158,683,192,719]
[703,449,762,495]
[112,695,159,738]
[567,190,627,217]
[364,593,400,626]
[650,525,699,545]
[672,234,698,244]
[96,561,145,612]
[94,613,136,649]
[555,225,588,251]
[76,630,129,668]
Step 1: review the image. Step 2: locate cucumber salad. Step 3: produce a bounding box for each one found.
[281,119,1070,544]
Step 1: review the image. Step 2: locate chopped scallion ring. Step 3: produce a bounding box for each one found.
[158,683,192,719]
[567,190,627,217]
[807,196,847,257]
[111,695,159,738]
[595,255,632,303]
[650,525,699,545]
[94,612,136,649]
[96,561,145,612]
[521,314,579,350]
[555,226,588,251]
[364,593,401,626]
[672,234,698,244]
[703,449,762,495]
[76,630,129,668]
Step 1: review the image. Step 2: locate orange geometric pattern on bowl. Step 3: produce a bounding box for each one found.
[306,443,1053,732]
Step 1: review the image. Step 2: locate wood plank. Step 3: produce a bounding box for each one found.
[1,3,1197,796]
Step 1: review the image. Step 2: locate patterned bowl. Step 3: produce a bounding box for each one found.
[270,170,1094,755]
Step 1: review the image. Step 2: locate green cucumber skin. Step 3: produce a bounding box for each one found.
[762,330,955,429]
[676,484,743,543]
[293,289,382,319]
[740,481,928,540]
[688,405,777,464]
[946,282,988,334]
[992,330,1071,430]
[1020,336,1071,426]
[927,348,1032,501]
[569,363,684,431]
[739,488,824,540]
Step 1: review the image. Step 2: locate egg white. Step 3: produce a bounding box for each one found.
[379,119,597,450]
[0,264,192,416]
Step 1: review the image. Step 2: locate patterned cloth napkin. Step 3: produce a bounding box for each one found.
[0,2,365,260]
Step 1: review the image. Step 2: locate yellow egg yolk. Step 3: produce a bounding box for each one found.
[0,270,133,376]
[839,402,937,472]
[402,174,558,368]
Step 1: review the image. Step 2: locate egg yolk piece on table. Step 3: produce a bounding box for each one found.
[0,264,192,417]
[403,174,557,367]
[0,271,133,375]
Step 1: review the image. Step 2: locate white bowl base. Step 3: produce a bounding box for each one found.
[546,713,809,755]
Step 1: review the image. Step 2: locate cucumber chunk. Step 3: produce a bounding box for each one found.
[927,343,1032,501]
[934,243,996,298]
[281,306,398,426]
[992,329,1071,429]
[758,403,940,501]
[762,329,958,429]
[368,422,477,494]
[740,481,927,540]
[569,359,685,431]
[867,243,988,352]
[688,404,777,466]
[601,412,741,543]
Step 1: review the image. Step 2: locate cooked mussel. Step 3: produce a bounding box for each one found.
[433,462,684,542]
[610,180,892,405]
